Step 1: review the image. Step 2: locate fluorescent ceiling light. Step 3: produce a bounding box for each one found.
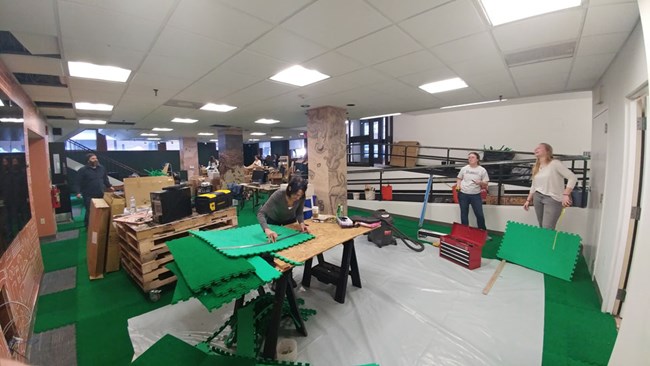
[209,139,219,142]
[75,102,113,111]
[361,112,402,120]
[141,133,158,136]
[255,119,280,125]
[152,127,173,132]
[147,137,161,141]
[68,61,131,82]
[171,118,198,123]
[271,136,283,139]
[198,132,214,136]
[419,78,468,94]
[270,65,330,87]
[79,119,106,125]
[250,132,266,136]
[200,103,237,112]
[479,0,581,26]
[0,118,23,123]
[248,138,260,142]
[441,99,508,109]
[0,100,4,106]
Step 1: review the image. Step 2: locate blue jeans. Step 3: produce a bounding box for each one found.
[458,192,486,230]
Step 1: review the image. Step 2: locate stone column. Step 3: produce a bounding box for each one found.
[307,106,347,215]
[218,128,246,184]
[179,137,198,177]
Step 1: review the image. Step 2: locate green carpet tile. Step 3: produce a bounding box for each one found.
[33,204,617,365]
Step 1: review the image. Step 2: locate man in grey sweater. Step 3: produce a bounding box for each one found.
[257,177,310,242]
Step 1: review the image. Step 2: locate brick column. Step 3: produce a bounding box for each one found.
[307,106,347,215]
[179,137,198,177]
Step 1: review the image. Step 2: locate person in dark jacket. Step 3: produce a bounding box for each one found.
[76,153,113,226]
[257,176,309,242]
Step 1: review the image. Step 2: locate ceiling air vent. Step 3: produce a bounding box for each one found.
[108,121,136,126]
[505,41,576,67]
[14,73,67,87]
[210,124,231,128]
[0,31,30,55]
[163,99,204,109]
[35,101,73,109]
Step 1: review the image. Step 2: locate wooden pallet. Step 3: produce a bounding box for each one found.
[116,207,238,292]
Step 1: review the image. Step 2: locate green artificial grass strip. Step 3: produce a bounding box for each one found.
[247,256,282,282]
[199,275,264,311]
[33,289,78,332]
[166,236,255,292]
[40,237,80,272]
[166,262,195,303]
[236,303,256,358]
[191,224,314,258]
[132,334,210,365]
[498,221,581,281]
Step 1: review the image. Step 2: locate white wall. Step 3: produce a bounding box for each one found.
[609,4,650,364]
[394,92,592,156]
[589,22,648,316]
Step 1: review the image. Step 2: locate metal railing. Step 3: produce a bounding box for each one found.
[347,144,590,207]
[66,140,145,178]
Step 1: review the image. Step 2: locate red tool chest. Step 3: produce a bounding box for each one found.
[439,223,487,270]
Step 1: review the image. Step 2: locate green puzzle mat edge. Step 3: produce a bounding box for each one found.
[190,224,314,258]
[497,221,581,281]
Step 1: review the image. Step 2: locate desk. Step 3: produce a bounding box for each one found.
[240,183,280,208]
[262,221,373,358]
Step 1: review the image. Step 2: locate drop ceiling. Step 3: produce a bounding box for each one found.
[0,0,640,142]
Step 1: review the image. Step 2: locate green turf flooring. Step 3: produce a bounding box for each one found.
[34,203,617,365]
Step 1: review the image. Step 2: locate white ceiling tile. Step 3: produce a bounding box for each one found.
[282,0,391,48]
[514,72,569,96]
[21,85,71,102]
[430,87,484,103]
[493,9,584,52]
[11,32,59,55]
[218,50,290,79]
[169,0,273,46]
[174,70,259,103]
[367,0,452,22]
[337,26,422,66]
[125,72,190,100]
[570,53,616,81]
[0,0,57,36]
[332,68,393,88]
[41,108,76,119]
[224,80,296,107]
[373,50,445,78]
[566,77,599,90]
[248,28,327,63]
[582,2,639,36]
[398,67,458,87]
[302,51,364,77]
[60,0,177,22]
[150,27,240,65]
[112,99,165,121]
[138,53,219,81]
[471,80,519,99]
[220,0,315,24]
[61,38,146,71]
[577,32,629,57]
[399,0,486,48]
[0,54,64,76]
[69,88,123,106]
[432,32,499,64]
[58,1,163,51]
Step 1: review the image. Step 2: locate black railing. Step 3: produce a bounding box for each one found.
[347,144,590,207]
[66,140,145,179]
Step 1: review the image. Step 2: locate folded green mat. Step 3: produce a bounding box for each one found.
[166,236,255,292]
[190,224,314,258]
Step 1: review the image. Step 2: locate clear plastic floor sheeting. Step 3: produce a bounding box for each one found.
[129,237,544,366]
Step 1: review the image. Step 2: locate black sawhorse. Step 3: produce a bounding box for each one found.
[301,239,361,304]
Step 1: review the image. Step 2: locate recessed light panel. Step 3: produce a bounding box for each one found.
[200,103,237,112]
[141,133,158,136]
[0,118,23,123]
[254,119,280,124]
[79,119,107,125]
[68,61,131,82]
[479,0,582,26]
[271,136,283,139]
[419,78,468,94]
[198,132,214,136]
[152,127,173,131]
[250,132,266,136]
[270,65,330,87]
[75,102,113,111]
[171,118,198,123]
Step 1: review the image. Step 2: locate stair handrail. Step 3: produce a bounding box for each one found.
[66,139,145,177]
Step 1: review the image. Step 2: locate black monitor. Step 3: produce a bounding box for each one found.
[251,170,268,184]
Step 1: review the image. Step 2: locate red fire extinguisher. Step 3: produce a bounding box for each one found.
[51,185,61,208]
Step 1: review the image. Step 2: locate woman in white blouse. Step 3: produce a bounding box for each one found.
[523,143,577,229]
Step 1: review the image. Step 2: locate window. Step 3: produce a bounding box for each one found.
[289,139,306,158]
[259,141,271,157]
[347,117,393,166]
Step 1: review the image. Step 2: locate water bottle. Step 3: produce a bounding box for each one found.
[130,196,136,214]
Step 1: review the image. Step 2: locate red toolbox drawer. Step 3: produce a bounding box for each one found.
[439,223,487,270]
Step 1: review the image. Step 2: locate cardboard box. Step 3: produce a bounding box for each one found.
[124,176,174,207]
[390,141,420,167]
[103,192,125,273]
[87,198,110,279]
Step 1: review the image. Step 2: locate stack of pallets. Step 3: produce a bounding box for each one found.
[115,207,238,293]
